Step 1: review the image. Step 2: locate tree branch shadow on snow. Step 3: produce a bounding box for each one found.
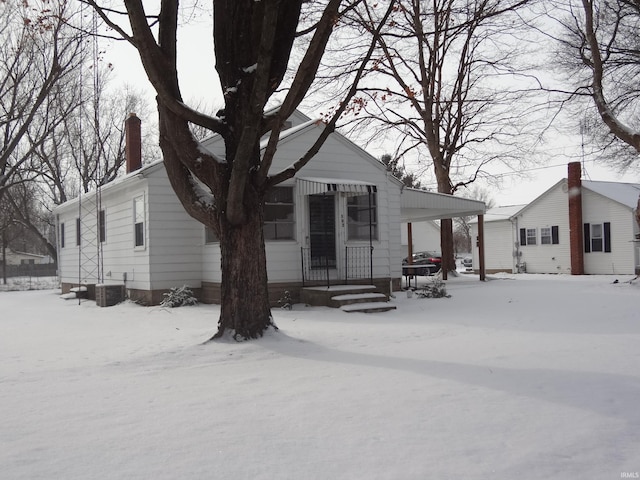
[260,331,640,424]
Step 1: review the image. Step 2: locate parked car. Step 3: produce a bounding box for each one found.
[462,256,473,268]
[402,251,442,276]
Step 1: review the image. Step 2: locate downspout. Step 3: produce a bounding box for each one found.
[55,214,60,280]
[511,216,519,273]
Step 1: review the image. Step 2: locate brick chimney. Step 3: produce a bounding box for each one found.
[125,113,142,173]
[568,161,584,275]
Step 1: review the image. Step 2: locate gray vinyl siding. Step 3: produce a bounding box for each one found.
[146,174,203,289]
[56,180,153,290]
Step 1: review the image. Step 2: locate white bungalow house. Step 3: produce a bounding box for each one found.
[55,111,486,305]
[470,162,640,275]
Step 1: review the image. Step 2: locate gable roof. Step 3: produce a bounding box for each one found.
[583,180,640,210]
[54,160,165,213]
[469,204,526,224]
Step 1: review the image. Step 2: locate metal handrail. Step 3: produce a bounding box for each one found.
[301,246,373,286]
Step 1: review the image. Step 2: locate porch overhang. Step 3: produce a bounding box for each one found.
[401,188,486,221]
[297,177,377,195]
[401,187,487,281]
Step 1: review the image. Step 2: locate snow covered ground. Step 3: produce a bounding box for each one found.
[1,273,639,479]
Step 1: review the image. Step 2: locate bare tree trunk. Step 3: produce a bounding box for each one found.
[215,198,274,340]
[1,232,6,285]
[435,163,455,279]
[440,218,455,276]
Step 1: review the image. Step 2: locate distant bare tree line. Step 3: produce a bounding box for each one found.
[0,0,157,276]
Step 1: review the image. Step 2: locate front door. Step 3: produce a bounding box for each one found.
[308,194,337,269]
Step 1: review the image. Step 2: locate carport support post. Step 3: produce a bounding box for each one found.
[478,214,486,281]
[407,222,413,263]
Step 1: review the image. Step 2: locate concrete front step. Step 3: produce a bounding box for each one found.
[330,292,387,308]
[302,285,377,307]
[340,302,397,313]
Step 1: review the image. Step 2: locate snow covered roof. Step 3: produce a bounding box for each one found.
[54,160,165,212]
[469,204,526,224]
[583,180,640,209]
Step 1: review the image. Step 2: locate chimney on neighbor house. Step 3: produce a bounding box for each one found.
[568,161,584,275]
[125,113,142,173]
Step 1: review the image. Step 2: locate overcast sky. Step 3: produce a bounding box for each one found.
[103,17,640,209]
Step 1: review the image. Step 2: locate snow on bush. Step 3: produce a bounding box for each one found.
[160,285,198,308]
[416,277,450,298]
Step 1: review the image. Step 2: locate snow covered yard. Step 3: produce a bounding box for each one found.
[1,274,639,480]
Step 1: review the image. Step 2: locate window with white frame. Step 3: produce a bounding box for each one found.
[60,223,65,248]
[347,193,378,240]
[264,187,294,241]
[591,223,603,251]
[584,222,611,253]
[522,226,559,246]
[526,228,537,245]
[133,196,145,247]
[540,227,551,244]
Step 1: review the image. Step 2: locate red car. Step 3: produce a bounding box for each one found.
[402,251,442,276]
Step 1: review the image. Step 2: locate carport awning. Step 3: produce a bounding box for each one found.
[297,177,377,195]
[401,188,486,221]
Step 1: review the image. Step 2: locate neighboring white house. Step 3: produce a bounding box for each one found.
[470,162,640,275]
[55,111,486,305]
[400,220,440,257]
[1,249,49,265]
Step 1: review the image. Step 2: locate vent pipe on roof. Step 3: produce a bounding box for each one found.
[568,161,584,275]
[125,113,142,173]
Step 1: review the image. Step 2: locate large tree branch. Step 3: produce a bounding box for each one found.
[582,0,640,151]
[267,0,397,186]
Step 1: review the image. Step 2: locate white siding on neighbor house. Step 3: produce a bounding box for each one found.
[581,188,636,274]
[146,174,203,289]
[471,219,515,273]
[512,183,571,274]
[401,221,440,256]
[2,250,46,265]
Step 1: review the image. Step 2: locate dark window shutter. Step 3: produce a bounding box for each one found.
[604,222,611,252]
[551,226,559,245]
[584,223,591,253]
[520,228,526,246]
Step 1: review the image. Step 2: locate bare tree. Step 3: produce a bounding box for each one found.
[381,153,422,188]
[337,0,539,275]
[0,0,85,205]
[5,46,154,265]
[454,185,495,254]
[560,0,640,166]
[84,0,394,340]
